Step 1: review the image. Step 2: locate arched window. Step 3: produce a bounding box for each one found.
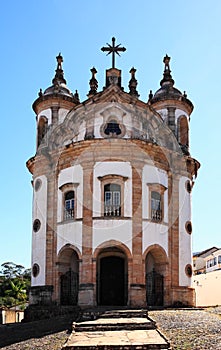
[104,120,121,136]
[151,191,162,222]
[178,116,189,148]
[64,191,75,220]
[37,116,48,147]
[104,183,121,216]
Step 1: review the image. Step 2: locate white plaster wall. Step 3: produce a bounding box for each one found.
[38,109,52,125]
[77,120,86,141]
[193,270,221,306]
[93,219,132,253]
[179,176,192,286]
[94,116,103,138]
[175,109,189,122]
[142,164,168,223]
[57,165,83,221]
[57,221,82,254]
[93,162,132,217]
[155,108,189,124]
[156,109,168,122]
[142,221,168,255]
[122,113,132,138]
[58,108,70,124]
[32,175,47,286]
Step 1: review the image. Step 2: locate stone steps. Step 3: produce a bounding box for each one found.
[74,317,155,332]
[62,308,170,349]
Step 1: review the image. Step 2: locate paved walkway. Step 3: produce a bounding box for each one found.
[1,307,221,349]
[64,329,168,349]
[63,309,170,349]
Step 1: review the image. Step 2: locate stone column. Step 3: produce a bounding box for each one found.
[45,167,58,299]
[167,107,176,135]
[51,106,59,124]
[130,163,146,307]
[78,161,95,307]
[167,170,180,304]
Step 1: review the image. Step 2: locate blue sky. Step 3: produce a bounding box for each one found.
[1,0,220,268]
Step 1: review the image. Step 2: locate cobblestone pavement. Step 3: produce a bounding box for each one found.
[0,315,72,350]
[1,307,221,349]
[149,307,221,350]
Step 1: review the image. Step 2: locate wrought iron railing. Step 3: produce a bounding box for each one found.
[151,209,162,222]
[64,208,74,220]
[104,205,121,217]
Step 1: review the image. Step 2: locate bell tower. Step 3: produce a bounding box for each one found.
[33,53,79,148]
[149,54,193,156]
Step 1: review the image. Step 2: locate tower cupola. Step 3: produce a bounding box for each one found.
[33,54,79,149]
[150,55,193,110]
[32,53,79,116]
[149,55,194,155]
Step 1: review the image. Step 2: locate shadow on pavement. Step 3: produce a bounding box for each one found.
[0,316,73,347]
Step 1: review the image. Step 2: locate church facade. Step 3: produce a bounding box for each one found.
[27,39,200,308]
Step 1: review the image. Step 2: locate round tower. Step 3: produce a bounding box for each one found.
[33,53,79,149]
[149,54,193,155]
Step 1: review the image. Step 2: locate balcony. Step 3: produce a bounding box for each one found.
[104,205,121,217]
[64,208,74,220]
[151,209,162,222]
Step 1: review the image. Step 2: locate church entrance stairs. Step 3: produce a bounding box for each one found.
[62,308,170,349]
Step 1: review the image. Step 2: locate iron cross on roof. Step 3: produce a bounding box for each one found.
[101,37,126,68]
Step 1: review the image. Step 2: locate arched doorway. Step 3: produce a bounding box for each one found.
[145,246,168,307]
[97,248,128,306]
[58,247,79,305]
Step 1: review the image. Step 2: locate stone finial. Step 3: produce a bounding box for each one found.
[148,90,153,101]
[160,54,174,87]
[88,67,98,96]
[56,53,63,69]
[52,53,67,85]
[128,67,139,98]
[74,90,80,103]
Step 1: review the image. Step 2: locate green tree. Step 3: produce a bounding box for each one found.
[0,262,31,308]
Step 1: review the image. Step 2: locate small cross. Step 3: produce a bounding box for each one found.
[101,37,126,68]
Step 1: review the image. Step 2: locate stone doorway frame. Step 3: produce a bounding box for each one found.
[95,244,130,306]
[144,244,169,307]
[56,244,81,305]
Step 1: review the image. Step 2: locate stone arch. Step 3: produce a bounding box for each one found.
[57,244,81,305]
[93,240,132,260]
[143,244,169,267]
[94,240,132,306]
[143,244,169,306]
[177,115,189,148]
[37,116,48,147]
[57,244,82,262]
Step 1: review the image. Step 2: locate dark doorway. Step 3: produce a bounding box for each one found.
[60,269,79,305]
[99,256,126,306]
[146,269,164,306]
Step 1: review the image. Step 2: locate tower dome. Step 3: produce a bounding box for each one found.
[43,53,75,99]
[149,55,193,112]
[32,54,80,149]
[33,53,79,116]
[149,55,194,155]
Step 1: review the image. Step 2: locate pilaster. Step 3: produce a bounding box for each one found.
[130,163,146,307]
[78,161,95,307]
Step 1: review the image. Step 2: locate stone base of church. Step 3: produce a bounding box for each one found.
[29,285,54,306]
[170,287,196,307]
[24,304,80,322]
[129,284,146,307]
[78,283,95,307]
